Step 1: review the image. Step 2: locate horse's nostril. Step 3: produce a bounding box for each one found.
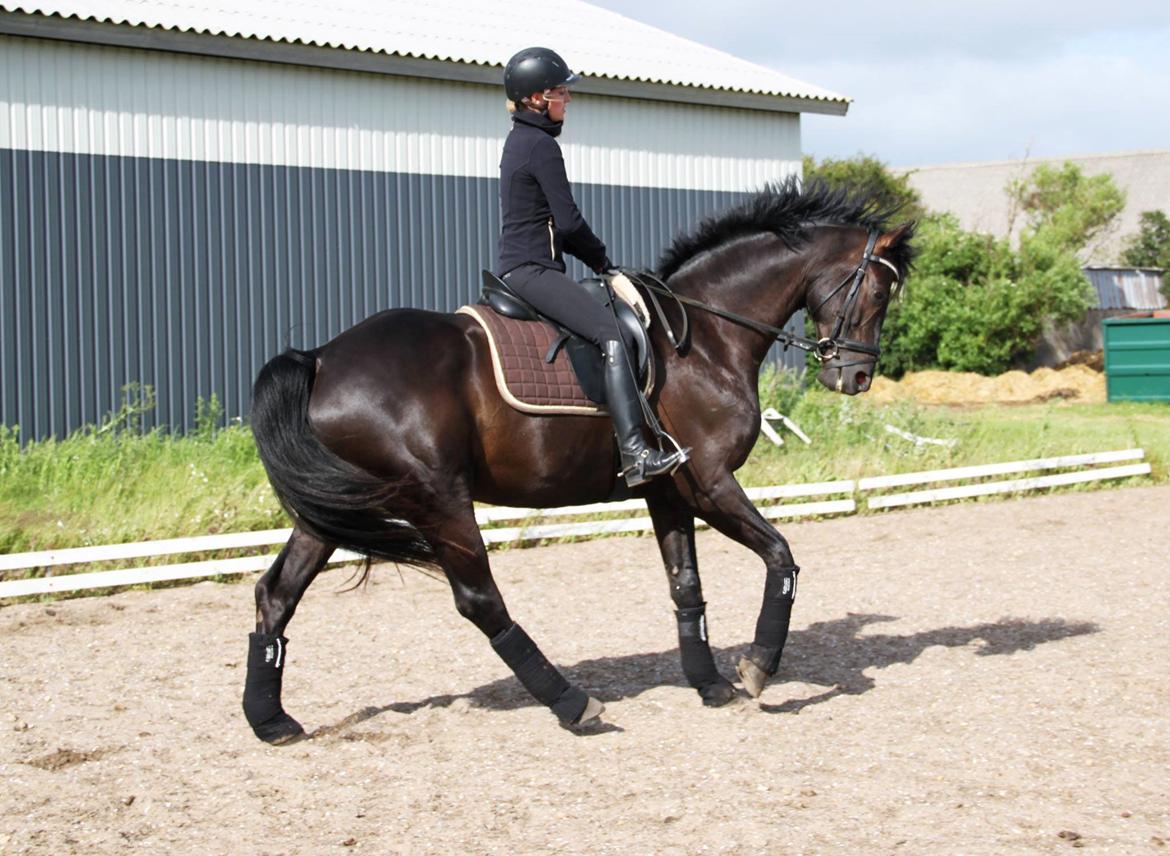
[855,370,870,390]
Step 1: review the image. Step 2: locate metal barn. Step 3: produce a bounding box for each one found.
[0,0,848,439]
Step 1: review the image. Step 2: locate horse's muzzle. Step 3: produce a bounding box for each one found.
[816,359,875,396]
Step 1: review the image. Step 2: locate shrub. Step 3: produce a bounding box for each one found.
[1121,210,1170,302]
[877,162,1121,377]
[880,213,1096,376]
[806,157,1122,376]
[803,154,927,223]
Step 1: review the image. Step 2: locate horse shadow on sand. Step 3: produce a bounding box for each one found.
[311,614,1098,738]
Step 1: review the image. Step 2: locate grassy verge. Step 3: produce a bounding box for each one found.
[749,369,1170,487]
[2,374,1168,558]
[0,422,284,555]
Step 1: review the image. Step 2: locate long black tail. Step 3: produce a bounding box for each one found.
[250,349,439,571]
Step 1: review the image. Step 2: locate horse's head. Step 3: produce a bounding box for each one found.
[806,223,915,395]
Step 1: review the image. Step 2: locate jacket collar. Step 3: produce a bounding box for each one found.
[512,109,563,138]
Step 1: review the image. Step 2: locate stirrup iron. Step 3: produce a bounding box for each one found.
[619,440,691,487]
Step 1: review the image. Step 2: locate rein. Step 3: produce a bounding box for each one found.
[622,228,900,363]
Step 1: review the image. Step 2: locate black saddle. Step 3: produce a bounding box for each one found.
[479,270,651,405]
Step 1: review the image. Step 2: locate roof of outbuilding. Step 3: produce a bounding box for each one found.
[0,0,849,109]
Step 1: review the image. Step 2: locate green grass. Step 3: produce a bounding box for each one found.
[2,377,1168,558]
[749,371,1170,487]
[0,419,285,556]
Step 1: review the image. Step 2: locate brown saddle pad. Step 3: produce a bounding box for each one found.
[457,305,652,416]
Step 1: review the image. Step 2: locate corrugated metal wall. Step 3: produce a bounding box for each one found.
[0,34,806,440]
[0,35,801,190]
[1084,268,1167,311]
[1,147,767,438]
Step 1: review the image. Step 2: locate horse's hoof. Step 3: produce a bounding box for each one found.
[252,712,306,745]
[268,725,307,746]
[574,696,606,728]
[736,656,770,699]
[699,678,739,707]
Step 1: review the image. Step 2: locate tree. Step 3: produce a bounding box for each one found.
[1007,162,1125,256]
[799,157,1119,376]
[1122,210,1170,303]
[803,154,928,223]
[1121,209,1170,269]
[878,163,1122,376]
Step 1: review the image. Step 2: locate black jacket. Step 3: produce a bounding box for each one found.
[495,110,609,276]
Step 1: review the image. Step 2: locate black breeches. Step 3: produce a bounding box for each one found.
[504,264,634,352]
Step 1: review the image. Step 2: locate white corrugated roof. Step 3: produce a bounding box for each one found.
[0,0,848,106]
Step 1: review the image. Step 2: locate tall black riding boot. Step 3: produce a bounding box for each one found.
[603,339,689,487]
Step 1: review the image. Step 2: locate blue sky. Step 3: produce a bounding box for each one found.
[587,1,1170,167]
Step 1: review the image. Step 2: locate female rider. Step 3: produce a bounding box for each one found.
[495,46,688,487]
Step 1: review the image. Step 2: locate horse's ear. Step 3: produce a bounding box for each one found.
[876,221,914,252]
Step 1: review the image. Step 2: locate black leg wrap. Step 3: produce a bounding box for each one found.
[677,604,736,706]
[242,632,305,744]
[675,604,723,689]
[491,623,588,724]
[748,565,800,675]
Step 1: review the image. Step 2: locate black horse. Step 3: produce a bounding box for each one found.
[243,179,915,743]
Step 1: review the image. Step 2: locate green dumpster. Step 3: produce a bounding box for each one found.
[1102,314,1170,402]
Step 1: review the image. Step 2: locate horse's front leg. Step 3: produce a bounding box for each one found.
[690,476,800,699]
[244,524,335,744]
[647,496,738,706]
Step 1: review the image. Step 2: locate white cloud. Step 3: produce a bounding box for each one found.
[586,0,1170,165]
[793,37,1170,164]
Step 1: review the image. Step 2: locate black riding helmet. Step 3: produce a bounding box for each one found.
[504,47,580,104]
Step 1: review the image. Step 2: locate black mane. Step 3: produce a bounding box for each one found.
[657,176,913,280]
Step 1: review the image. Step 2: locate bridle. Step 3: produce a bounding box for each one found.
[624,228,901,363]
[805,228,901,362]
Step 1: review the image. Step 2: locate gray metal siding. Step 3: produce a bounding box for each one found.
[1,147,805,440]
[1084,267,1167,311]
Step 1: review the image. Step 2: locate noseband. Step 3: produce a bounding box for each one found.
[624,228,900,363]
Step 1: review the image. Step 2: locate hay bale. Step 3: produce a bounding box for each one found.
[869,365,1105,405]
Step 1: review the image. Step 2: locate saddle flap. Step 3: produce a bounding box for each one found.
[576,278,651,381]
[613,301,650,380]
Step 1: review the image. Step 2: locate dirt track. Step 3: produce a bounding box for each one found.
[2,485,1169,854]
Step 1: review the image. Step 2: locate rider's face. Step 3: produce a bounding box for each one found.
[529,86,571,121]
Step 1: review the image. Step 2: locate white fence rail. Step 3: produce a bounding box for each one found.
[866,463,1151,510]
[0,451,1150,599]
[857,449,1145,491]
[0,528,296,573]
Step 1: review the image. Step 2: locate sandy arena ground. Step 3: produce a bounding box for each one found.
[2,485,1168,854]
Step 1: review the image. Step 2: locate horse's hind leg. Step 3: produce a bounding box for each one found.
[421,489,604,728]
[243,524,334,744]
[647,496,738,707]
